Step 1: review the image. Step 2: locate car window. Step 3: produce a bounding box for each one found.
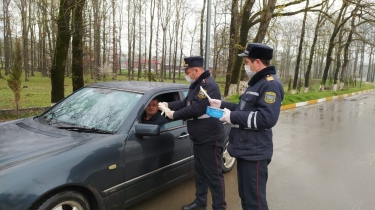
[40,88,142,132]
[139,91,185,131]
[160,120,184,131]
[183,90,188,97]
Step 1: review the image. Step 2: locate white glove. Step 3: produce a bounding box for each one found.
[158,102,171,116]
[209,99,222,108]
[219,108,231,123]
[166,110,175,119]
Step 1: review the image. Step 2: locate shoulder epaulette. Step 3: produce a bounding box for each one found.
[265,75,274,81]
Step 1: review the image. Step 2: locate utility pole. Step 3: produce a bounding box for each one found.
[204,0,211,71]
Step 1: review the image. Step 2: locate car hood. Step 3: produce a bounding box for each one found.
[0,117,104,171]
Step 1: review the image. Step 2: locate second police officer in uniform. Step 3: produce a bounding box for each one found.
[159,56,227,210]
[210,43,284,210]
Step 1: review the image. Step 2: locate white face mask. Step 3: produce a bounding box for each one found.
[185,75,195,83]
[244,65,256,76]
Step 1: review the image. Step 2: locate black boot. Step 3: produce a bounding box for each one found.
[181,202,206,210]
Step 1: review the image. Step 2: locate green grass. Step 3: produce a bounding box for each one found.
[1,68,374,112]
[0,69,193,110]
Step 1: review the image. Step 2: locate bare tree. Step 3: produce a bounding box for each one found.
[340,6,358,87]
[112,0,118,80]
[2,0,12,75]
[50,0,74,103]
[158,0,172,82]
[292,0,309,94]
[200,0,206,56]
[147,0,156,81]
[71,0,86,91]
[16,0,30,81]
[93,0,102,82]
[225,0,323,96]
[304,0,330,92]
[320,1,355,91]
[223,0,239,96]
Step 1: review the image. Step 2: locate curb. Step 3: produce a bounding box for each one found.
[281,88,375,110]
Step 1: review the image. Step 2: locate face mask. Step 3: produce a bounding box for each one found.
[185,75,195,83]
[244,65,256,76]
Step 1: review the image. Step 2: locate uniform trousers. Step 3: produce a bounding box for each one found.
[193,139,227,210]
[237,158,271,210]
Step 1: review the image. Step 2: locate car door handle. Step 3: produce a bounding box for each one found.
[178,134,189,139]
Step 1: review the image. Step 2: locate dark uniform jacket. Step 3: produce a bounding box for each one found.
[221,66,284,160]
[140,111,169,126]
[168,71,225,144]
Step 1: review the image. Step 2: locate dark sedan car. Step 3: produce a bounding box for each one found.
[0,81,235,210]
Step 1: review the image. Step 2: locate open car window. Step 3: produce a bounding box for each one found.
[139,91,185,131]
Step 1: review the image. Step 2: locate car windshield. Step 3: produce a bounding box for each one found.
[40,87,142,132]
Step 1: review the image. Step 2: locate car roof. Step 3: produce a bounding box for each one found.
[87,81,190,93]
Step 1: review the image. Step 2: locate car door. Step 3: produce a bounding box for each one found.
[123,90,193,202]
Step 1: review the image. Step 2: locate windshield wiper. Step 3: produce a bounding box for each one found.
[57,126,114,134]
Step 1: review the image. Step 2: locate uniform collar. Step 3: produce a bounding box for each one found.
[248,66,276,86]
[189,70,210,89]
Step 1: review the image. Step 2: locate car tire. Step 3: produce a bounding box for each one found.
[35,190,90,210]
[222,138,236,173]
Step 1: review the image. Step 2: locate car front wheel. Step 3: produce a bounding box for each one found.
[35,191,90,210]
[222,139,236,173]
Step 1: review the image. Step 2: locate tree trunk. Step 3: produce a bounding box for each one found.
[102,10,107,75]
[223,0,239,96]
[320,1,350,90]
[93,0,101,82]
[292,0,309,93]
[305,2,325,91]
[253,0,277,43]
[366,48,373,82]
[228,0,256,91]
[359,42,365,87]
[71,0,86,92]
[28,2,35,76]
[3,0,11,75]
[160,28,167,82]
[20,0,29,81]
[51,0,73,103]
[127,0,132,80]
[137,3,142,81]
[131,6,136,80]
[112,0,117,80]
[340,6,357,85]
[148,0,156,81]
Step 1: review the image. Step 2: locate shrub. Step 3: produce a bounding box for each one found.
[7,40,23,118]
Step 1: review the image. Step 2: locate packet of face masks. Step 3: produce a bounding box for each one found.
[206,106,224,118]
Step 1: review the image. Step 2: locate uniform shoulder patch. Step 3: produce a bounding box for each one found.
[198,88,207,99]
[265,75,274,81]
[264,91,276,104]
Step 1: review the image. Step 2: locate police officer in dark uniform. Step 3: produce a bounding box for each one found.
[210,43,284,210]
[159,56,227,210]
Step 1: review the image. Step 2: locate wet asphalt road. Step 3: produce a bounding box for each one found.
[128,91,375,210]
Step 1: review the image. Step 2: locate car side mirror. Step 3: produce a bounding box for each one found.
[135,124,160,136]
